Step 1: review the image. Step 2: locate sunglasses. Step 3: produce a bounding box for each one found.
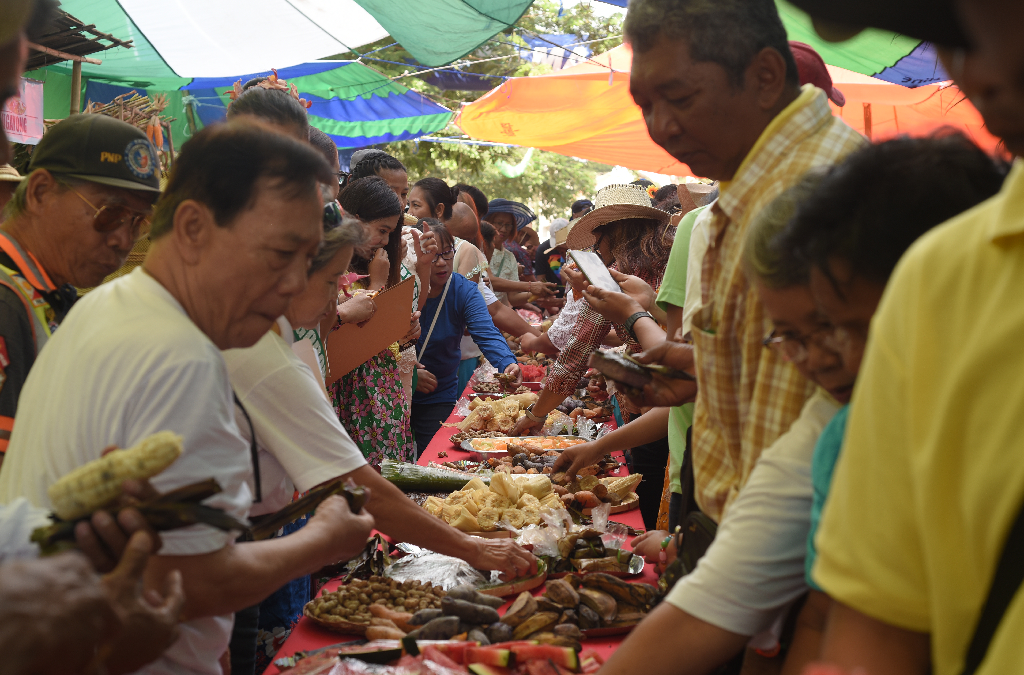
[67,185,150,241]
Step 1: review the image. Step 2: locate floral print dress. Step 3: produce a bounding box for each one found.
[328,278,416,468]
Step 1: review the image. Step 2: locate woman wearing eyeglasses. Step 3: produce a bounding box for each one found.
[411,223,522,456]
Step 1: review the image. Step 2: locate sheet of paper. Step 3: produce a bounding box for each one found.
[325,277,416,384]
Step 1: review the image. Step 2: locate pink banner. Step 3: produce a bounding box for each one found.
[3,78,44,145]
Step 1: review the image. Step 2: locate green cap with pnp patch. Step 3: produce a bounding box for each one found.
[29,114,161,192]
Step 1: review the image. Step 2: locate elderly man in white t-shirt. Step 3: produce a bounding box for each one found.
[0,121,375,675]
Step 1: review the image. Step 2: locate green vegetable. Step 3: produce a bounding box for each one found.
[380,460,490,492]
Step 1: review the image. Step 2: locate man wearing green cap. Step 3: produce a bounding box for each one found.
[0,114,159,462]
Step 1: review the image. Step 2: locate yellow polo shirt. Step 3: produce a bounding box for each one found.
[813,160,1024,675]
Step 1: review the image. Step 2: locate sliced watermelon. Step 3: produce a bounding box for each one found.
[465,647,512,667]
[523,660,565,675]
[509,645,579,671]
[469,665,511,675]
[421,645,464,672]
[486,641,539,648]
[578,650,604,674]
[429,641,480,665]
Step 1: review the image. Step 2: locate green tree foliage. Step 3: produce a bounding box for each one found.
[385,140,612,219]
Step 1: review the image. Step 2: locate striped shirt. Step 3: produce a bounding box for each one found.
[690,85,866,522]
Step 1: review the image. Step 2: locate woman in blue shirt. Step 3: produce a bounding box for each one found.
[412,224,521,455]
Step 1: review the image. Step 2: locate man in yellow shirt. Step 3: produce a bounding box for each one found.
[799,1,1024,674]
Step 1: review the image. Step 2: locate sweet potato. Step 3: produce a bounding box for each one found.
[366,625,406,640]
[442,596,501,624]
[446,585,506,608]
[573,491,602,509]
[368,604,416,632]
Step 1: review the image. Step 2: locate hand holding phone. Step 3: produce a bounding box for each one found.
[568,250,621,293]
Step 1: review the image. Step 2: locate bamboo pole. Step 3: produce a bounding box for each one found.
[182,91,198,135]
[70,61,82,115]
[27,42,103,65]
[862,102,873,140]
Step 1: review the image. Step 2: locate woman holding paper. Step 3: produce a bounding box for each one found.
[329,177,432,466]
[412,224,523,456]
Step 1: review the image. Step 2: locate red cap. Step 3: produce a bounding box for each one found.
[789,41,846,107]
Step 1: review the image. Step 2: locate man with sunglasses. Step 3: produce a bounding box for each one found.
[0,114,159,463]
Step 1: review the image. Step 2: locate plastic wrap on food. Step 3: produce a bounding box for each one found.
[329,657,448,675]
[601,521,630,550]
[541,410,573,436]
[576,416,598,441]
[384,549,487,590]
[596,423,612,439]
[590,502,611,532]
[541,506,572,538]
[468,362,498,390]
[516,523,560,558]
[455,397,472,418]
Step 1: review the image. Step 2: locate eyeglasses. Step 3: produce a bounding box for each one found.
[67,185,149,241]
[762,326,840,364]
[433,248,455,263]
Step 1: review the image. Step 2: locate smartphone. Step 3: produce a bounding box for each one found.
[568,250,621,294]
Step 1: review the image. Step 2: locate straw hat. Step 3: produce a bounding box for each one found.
[0,165,24,183]
[565,183,670,250]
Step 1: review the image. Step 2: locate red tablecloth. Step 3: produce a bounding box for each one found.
[265,389,652,673]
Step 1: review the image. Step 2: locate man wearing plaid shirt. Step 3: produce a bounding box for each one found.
[597,1,867,674]
[628,0,866,524]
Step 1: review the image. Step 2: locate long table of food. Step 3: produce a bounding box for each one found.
[266,381,655,675]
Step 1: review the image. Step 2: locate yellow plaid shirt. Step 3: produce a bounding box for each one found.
[691,85,866,522]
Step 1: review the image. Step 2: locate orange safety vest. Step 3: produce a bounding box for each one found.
[0,232,57,355]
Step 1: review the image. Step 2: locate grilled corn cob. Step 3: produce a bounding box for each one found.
[603,474,642,500]
[48,431,183,520]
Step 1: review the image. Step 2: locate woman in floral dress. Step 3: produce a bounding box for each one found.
[329,176,433,466]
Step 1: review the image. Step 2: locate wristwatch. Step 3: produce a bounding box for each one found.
[524,403,545,423]
[623,311,655,341]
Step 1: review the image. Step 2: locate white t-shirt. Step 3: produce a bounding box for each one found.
[666,389,838,639]
[222,317,367,517]
[0,267,253,675]
[0,498,50,563]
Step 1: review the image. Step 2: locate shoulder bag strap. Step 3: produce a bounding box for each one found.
[961,495,1024,675]
[417,274,453,363]
[232,391,262,504]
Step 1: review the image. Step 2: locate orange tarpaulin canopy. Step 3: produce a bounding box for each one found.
[456,44,999,176]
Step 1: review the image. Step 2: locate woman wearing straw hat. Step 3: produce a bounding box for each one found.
[512,183,675,437]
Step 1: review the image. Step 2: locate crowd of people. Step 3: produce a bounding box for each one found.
[1,0,1023,674]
